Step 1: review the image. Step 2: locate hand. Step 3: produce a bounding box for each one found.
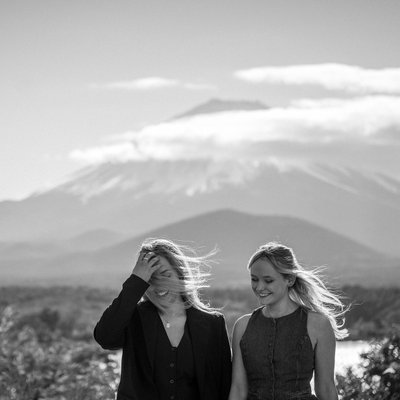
[132,251,161,282]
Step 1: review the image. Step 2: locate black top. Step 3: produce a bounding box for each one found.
[154,318,199,400]
[93,274,232,400]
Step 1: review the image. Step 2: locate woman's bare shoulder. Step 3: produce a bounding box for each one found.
[307,311,333,345]
[233,313,252,337]
[307,311,331,329]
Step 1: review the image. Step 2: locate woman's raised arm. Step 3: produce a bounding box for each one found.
[94,251,160,349]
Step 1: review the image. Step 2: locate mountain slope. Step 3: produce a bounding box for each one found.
[1,210,398,288]
[0,98,399,257]
[0,160,399,256]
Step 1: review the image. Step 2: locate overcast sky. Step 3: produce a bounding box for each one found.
[1,0,400,200]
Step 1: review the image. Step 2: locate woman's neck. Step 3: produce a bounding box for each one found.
[263,299,298,319]
[160,298,186,318]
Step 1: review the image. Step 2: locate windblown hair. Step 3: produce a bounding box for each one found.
[248,242,349,339]
[140,238,218,313]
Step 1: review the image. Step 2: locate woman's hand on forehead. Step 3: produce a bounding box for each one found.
[131,250,162,282]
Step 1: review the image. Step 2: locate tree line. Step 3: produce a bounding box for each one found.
[0,284,399,399]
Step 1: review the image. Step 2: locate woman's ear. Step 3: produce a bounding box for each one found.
[287,275,296,288]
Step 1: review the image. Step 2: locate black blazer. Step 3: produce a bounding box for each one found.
[94,274,232,400]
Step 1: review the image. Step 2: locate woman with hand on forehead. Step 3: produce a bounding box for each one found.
[228,242,348,400]
[94,238,231,400]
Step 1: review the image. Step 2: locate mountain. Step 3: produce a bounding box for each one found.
[1,210,398,288]
[67,229,125,251]
[0,229,125,260]
[0,98,399,258]
[171,98,268,119]
[1,160,399,256]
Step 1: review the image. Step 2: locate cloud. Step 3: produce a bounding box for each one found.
[69,95,400,178]
[91,77,216,91]
[234,64,400,94]
[70,142,146,164]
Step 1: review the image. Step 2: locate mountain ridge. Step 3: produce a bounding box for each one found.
[0,161,399,256]
[171,98,268,120]
[1,209,398,288]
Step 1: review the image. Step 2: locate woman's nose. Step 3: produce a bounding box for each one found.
[256,281,265,291]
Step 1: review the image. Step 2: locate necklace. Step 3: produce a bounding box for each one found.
[158,314,170,328]
[159,311,185,329]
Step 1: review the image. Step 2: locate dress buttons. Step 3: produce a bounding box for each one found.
[170,396,175,400]
[169,379,175,384]
[170,362,175,368]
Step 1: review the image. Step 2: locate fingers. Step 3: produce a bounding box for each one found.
[142,251,160,268]
[132,251,162,282]
[148,256,160,269]
[139,250,149,261]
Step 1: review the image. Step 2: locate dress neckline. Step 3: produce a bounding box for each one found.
[260,305,301,320]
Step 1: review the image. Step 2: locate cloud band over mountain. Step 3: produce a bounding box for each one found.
[70,95,400,180]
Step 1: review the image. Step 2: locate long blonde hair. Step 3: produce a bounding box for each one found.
[140,238,218,313]
[248,242,349,339]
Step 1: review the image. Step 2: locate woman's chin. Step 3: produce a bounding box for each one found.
[258,294,273,305]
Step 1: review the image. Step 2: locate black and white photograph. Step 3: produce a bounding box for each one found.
[1,1,399,399]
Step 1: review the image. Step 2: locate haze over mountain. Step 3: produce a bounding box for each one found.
[1,209,398,288]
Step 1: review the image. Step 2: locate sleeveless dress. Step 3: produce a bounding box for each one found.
[240,306,318,400]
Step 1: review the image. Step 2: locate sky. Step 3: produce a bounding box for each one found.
[1,0,400,200]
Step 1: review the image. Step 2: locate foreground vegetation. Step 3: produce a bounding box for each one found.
[336,332,400,400]
[0,285,399,399]
[0,306,118,400]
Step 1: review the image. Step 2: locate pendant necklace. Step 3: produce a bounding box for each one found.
[160,311,185,329]
[160,314,172,329]
[163,316,171,329]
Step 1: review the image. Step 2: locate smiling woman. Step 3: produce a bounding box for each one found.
[94,238,231,400]
[229,242,348,400]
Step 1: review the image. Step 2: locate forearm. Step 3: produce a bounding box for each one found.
[94,274,149,348]
[228,384,247,400]
[315,383,338,400]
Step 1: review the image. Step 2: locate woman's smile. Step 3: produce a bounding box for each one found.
[154,289,169,297]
